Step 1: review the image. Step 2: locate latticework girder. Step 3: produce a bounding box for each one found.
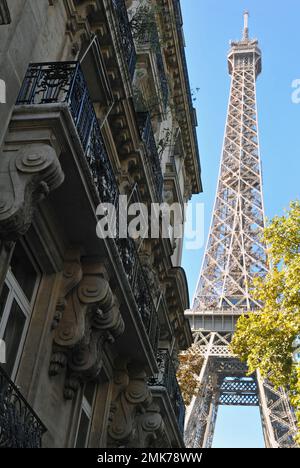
[184,331,297,448]
[193,50,267,312]
[219,377,259,406]
[185,14,297,449]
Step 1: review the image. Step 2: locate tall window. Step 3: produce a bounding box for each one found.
[0,1,11,25]
[0,242,39,379]
[74,382,97,448]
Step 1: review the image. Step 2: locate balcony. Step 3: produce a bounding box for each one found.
[173,3,201,180]
[156,48,169,110]
[17,62,118,206]
[16,61,159,358]
[0,366,46,448]
[112,0,136,79]
[137,112,164,201]
[135,26,169,110]
[116,237,160,354]
[149,349,185,436]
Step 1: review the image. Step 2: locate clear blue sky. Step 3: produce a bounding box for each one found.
[181,0,300,448]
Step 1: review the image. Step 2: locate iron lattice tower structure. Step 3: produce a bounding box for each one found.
[185,13,297,448]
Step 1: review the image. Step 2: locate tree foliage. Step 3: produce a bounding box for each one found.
[176,344,203,406]
[231,201,300,443]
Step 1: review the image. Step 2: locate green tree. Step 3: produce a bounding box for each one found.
[231,201,300,443]
[176,344,203,406]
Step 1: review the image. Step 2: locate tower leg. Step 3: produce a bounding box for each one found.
[202,394,219,448]
[185,360,215,448]
[257,371,297,448]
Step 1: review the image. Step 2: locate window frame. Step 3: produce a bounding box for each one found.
[74,383,97,448]
[0,241,40,380]
[0,0,11,25]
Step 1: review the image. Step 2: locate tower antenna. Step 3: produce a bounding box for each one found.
[243,10,249,40]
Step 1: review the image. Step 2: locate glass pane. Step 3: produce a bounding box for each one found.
[84,381,96,407]
[75,410,90,448]
[10,243,37,301]
[3,300,26,377]
[0,283,9,324]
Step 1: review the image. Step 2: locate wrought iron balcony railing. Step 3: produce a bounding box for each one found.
[173,0,183,29]
[173,2,200,169]
[137,112,164,201]
[112,0,136,79]
[17,62,118,206]
[116,236,160,353]
[149,349,185,435]
[17,62,159,355]
[136,27,169,109]
[155,47,169,109]
[0,365,46,448]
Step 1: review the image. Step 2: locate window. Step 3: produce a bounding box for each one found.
[74,382,97,448]
[0,1,11,25]
[0,242,39,379]
[10,243,38,301]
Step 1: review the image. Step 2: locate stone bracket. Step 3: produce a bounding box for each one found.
[0,144,64,241]
[49,250,125,399]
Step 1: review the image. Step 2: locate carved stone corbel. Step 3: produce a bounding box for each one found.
[49,252,124,399]
[107,360,164,448]
[132,403,164,448]
[139,252,161,305]
[108,360,152,447]
[0,144,64,241]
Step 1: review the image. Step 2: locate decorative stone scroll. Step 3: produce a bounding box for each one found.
[0,144,64,241]
[49,250,125,399]
[107,359,164,448]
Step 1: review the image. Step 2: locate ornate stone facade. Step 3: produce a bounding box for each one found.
[0,0,201,448]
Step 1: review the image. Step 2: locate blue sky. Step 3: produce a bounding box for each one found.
[181,0,300,448]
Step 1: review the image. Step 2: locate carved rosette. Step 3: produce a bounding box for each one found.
[49,250,125,399]
[0,144,64,241]
[107,360,164,448]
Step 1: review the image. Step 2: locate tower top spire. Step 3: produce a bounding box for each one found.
[243,10,249,40]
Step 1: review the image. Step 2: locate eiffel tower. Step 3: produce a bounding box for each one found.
[184,12,297,448]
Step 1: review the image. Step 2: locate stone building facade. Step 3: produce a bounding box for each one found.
[0,0,202,448]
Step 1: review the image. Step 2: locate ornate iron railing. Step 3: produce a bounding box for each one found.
[17,62,118,206]
[172,0,183,29]
[136,26,169,109]
[149,349,185,435]
[112,0,136,79]
[116,236,160,353]
[155,47,169,109]
[172,0,200,170]
[0,365,46,448]
[137,112,164,201]
[16,62,159,355]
